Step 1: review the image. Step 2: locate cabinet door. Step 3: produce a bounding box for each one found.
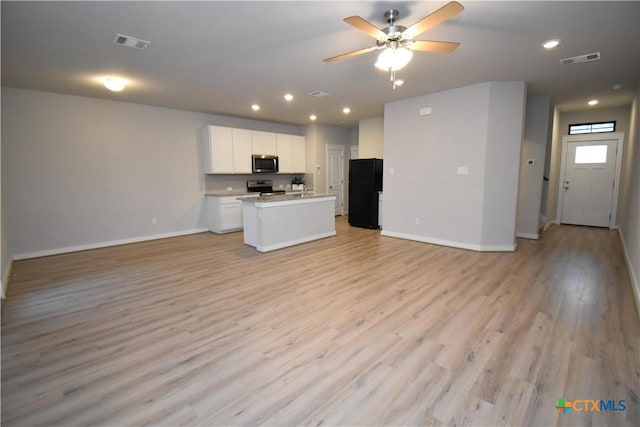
[205,126,234,173]
[232,129,252,173]
[252,131,277,155]
[291,135,306,173]
[219,202,243,230]
[276,134,293,173]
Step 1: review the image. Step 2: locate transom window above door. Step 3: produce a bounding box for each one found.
[569,121,616,135]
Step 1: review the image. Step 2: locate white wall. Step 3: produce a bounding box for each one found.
[516,96,551,238]
[358,116,384,159]
[1,87,303,259]
[618,87,640,316]
[382,81,526,251]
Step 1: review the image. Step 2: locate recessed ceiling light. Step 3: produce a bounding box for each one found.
[394,79,404,86]
[309,114,317,121]
[542,39,561,49]
[612,83,622,90]
[342,107,351,114]
[284,93,294,101]
[588,99,599,106]
[103,77,126,92]
[251,104,260,111]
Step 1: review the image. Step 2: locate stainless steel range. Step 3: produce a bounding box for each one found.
[246,180,286,196]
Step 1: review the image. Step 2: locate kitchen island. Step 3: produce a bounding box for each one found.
[241,194,336,252]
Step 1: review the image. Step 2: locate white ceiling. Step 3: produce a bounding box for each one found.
[2,1,638,128]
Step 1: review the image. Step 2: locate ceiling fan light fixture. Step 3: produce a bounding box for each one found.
[374,47,413,71]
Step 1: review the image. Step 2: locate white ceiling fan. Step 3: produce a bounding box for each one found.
[324,1,464,89]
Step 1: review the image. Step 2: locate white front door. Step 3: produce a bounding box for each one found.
[560,139,617,227]
[326,145,344,216]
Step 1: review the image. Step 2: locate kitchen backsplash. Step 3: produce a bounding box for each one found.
[205,173,308,193]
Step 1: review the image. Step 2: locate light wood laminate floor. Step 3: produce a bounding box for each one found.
[2,218,639,426]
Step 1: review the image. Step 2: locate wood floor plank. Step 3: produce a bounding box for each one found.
[2,218,638,426]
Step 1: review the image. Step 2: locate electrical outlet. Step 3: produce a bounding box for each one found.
[227,186,233,191]
[151,218,157,225]
[415,217,421,225]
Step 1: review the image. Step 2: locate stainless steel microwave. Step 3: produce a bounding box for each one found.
[252,155,279,173]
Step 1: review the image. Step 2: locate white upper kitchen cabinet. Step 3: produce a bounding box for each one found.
[203,126,234,174]
[292,135,306,173]
[232,129,252,173]
[277,134,306,174]
[251,131,277,156]
[276,134,293,173]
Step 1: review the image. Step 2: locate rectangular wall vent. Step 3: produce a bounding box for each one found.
[308,90,330,98]
[560,52,600,65]
[113,34,150,50]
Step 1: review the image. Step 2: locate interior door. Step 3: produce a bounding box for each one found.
[326,145,344,216]
[561,139,617,227]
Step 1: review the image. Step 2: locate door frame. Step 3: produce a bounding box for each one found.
[326,144,345,216]
[555,132,624,229]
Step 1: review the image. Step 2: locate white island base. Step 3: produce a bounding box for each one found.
[242,195,336,252]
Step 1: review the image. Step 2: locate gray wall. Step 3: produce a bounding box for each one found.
[618,87,640,314]
[358,116,384,159]
[516,96,551,238]
[382,81,526,251]
[1,135,9,298]
[1,87,303,259]
[304,123,352,211]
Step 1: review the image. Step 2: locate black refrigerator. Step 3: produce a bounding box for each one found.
[348,158,383,229]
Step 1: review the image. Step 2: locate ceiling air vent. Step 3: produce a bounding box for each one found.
[308,90,330,98]
[560,52,600,65]
[113,34,150,50]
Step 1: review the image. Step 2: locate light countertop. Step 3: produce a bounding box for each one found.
[240,193,333,203]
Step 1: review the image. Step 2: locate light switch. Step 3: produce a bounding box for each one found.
[457,166,469,175]
[389,168,395,176]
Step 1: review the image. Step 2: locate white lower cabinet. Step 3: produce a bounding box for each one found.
[206,196,245,233]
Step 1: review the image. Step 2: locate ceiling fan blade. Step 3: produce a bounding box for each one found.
[411,40,460,53]
[344,16,387,40]
[404,1,464,39]
[323,46,380,63]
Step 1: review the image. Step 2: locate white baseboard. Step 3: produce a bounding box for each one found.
[516,232,539,240]
[618,229,640,323]
[1,258,14,299]
[13,227,209,261]
[380,230,516,252]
